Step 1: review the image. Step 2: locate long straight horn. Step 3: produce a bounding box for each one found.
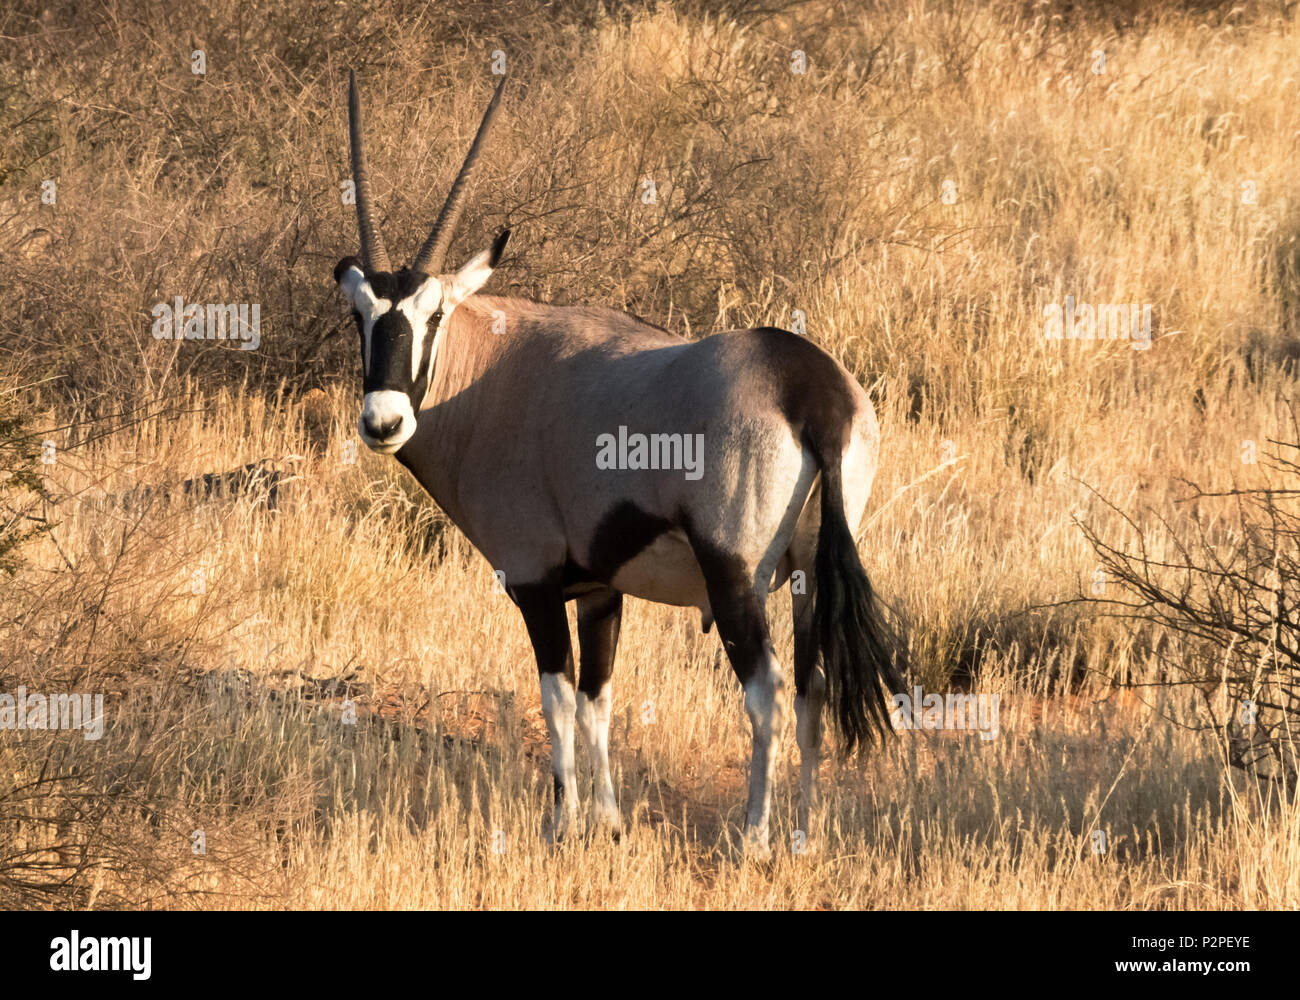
[347,69,391,272]
[410,75,507,276]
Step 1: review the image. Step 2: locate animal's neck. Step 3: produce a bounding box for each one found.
[425,296,507,410]
[394,295,521,525]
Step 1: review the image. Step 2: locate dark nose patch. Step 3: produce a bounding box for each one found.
[364,310,415,394]
[356,267,443,403]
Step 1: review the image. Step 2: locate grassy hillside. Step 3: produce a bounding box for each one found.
[1,0,1297,908]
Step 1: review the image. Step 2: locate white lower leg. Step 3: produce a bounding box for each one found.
[794,668,825,840]
[540,672,578,841]
[741,657,786,856]
[575,684,620,834]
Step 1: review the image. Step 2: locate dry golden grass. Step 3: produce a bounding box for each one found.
[2,0,1299,908]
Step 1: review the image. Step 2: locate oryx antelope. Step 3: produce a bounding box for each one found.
[332,72,904,855]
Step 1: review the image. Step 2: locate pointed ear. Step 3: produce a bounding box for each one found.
[488,228,510,267]
[445,229,510,310]
[334,256,365,302]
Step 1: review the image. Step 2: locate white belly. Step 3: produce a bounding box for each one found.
[609,528,709,610]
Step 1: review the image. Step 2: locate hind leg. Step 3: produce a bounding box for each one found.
[792,582,825,840]
[576,588,623,837]
[788,500,825,840]
[691,540,786,858]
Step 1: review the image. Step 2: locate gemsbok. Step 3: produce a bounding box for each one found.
[332,72,904,855]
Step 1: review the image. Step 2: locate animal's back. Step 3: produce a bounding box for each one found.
[464,296,871,446]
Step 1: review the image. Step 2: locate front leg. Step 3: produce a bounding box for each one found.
[576,588,623,837]
[511,578,578,842]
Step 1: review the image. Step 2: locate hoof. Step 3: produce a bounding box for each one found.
[544,808,579,846]
[587,808,623,843]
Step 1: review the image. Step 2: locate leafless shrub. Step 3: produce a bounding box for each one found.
[1081,408,1300,786]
